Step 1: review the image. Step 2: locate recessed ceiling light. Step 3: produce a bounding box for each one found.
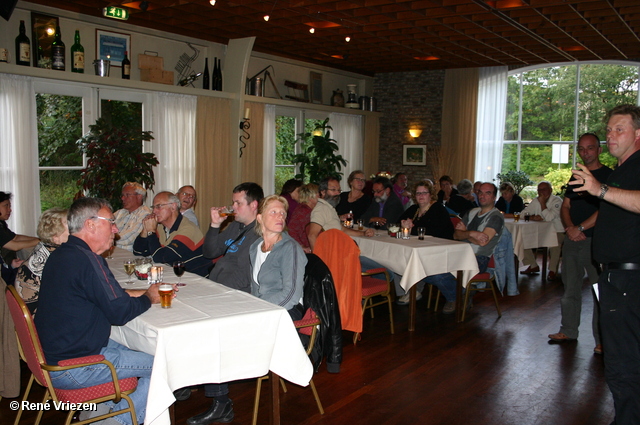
[209,0,216,5]
[264,15,269,21]
[309,28,315,34]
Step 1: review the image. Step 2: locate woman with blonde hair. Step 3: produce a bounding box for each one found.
[250,195,306,320]
[288,184,319,253]
[15,208,69,313]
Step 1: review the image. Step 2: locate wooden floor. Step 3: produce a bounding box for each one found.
[1,270,615,425]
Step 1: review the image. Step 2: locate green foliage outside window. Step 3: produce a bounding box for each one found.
[293,118,347,184]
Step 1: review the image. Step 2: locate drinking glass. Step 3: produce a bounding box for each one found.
[513,211,521,222]
[173,261,186,286]
[124,259,136,284]
[373,221,382,236]
[417,227,426,240]
[220,206,235,217]
[357,219,364,231]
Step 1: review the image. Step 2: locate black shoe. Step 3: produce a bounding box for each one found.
[186,399,234,425]
[173,386,192,401]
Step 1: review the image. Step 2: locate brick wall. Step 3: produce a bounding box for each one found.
[373,69,445,186]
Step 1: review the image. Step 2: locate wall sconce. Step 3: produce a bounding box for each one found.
[239,108,250,157]
[409,129,422,138]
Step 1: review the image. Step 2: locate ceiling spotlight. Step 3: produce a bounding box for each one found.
[264,15,269,21]
[309,28,315,34]
[345,36,351,42]
[209,0,216,5]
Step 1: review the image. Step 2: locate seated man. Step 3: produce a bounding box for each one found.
[177,185,199,227]
[520,181,564,281]
[446,179,477,217]
[133,191,211,276]
[495,182,524,217]
[360,176,405,230]
[34,197,161,425]
[114,182,151,252]
[425,182,504,314]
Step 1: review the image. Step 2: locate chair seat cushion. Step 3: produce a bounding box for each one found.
[54,377,138,404]
[362,277,388,296]
[470,272,492,281]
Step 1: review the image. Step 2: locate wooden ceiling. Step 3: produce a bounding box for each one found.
[26,0,640,75]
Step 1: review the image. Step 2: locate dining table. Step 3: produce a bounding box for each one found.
[504,218,558,278]
[105,248,313,425]
[352,234,479,326]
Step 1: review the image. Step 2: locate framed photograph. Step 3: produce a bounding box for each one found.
[96,29,130,67]
[31,12,59,68]
[310,72,323,104]
[403,144,427,166]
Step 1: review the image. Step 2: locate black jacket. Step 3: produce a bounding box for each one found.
[303,254,342,373]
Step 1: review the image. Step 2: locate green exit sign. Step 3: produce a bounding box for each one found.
[103,7,130,21]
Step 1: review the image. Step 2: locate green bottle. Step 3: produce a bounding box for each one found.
[51,23,65,71]
[70,30,84,73]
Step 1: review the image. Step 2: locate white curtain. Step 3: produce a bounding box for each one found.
[0,74,40,235]
[329,112,363,189]
[150,92,197,197]
[262,104,276,195]
[475,66,508,183]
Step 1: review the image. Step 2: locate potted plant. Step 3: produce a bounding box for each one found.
[293,118,347,183]
[495,170,534,195]
[76,117,157,210]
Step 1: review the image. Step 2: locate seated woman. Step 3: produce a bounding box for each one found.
[250,195,306,320]
[288,184,318,253]
[15,208,69,314]
[495,182,524,217]
[395,181,454,305]
[0,191,40,284]
[336,170,371,221]
[279,179,303,224]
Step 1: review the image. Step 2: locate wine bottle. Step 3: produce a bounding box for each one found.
[216,58,223,91]
[203,58,210,89]
[51,23,65,71]
[121,51,131,79]
[70,30,84,73]
[211,58,219,91]
[15,20,31,66]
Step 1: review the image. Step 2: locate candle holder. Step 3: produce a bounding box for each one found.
[401,227,410,240]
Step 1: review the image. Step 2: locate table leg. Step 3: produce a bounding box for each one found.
[408,285,416,332]
[169,403,175,424]
[542,248,548,281]
[269,371,281,425]
[456,270,463,322]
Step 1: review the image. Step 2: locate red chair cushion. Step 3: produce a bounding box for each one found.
[54,377,138,404]
[295,308,319,336]
[58,355,105,366]
[470,272,492,281]
[362,276,388,296]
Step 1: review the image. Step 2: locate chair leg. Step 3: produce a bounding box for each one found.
[34,390,50,425]
[13,374,35,425]
[386,295,395,335]
[434,288,441,312]
[427,285,433,309]
[490,280,502,318]
[252,376,266,425]
[461,284,474,322]
[309,379,325,415]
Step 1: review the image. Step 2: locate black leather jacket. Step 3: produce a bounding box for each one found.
[303,254,342,373]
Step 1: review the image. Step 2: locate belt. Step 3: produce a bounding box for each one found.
[603,262,640,271]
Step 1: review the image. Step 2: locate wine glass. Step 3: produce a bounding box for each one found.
[373,220,381,236]
[173,261,186,286]
[123,259,136,284]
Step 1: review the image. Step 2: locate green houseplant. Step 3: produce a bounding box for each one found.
[76,117,157,210]
[293,118,347,183]
[495,170,534,195]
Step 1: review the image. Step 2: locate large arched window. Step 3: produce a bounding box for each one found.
[502,62,639,195]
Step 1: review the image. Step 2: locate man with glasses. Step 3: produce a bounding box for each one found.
[133,191,211,276]
[307,177,374,251]
[360,176,405,230]
[35,197,162,425]
[176,185,199,227]
[113,182,151,252]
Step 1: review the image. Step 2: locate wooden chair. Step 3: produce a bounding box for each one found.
[5,285,139,425]
[358,268,394,344]
[252,308,324,425]
[461,255,502,322]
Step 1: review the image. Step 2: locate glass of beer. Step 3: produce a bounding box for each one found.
[124,259,136,284]
[513,212,521,222]
[159,284,174,308]
[219,206,235,217]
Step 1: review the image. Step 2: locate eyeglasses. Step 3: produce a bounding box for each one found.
[152,203,173,210]
[415,191,430,196]
[179,192,196,199]
[373,189,385,194]
[91,216,116,225]
[327,188,342,193]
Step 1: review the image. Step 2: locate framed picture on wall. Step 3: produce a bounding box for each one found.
[403,144,427,166]
[96,29,130,67]
[31,12,59,68]
[310,71,323,104]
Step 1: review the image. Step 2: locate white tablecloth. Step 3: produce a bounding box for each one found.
[504,219,558,263]
[106,249,313,425]
[352,235,479,291]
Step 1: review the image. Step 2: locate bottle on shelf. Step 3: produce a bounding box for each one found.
[15,20,31,67]
[212,57,219,91]
[70,30,84,73]
[51,23,65,71]
[203,58,210,89]
[215,58,223,91]
[121,50,131,79]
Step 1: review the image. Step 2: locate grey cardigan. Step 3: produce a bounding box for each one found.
[249,232,306,311]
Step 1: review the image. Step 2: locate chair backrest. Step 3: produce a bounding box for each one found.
[450,216,462,228]
[314,229,363,334]
[5,286,51,389]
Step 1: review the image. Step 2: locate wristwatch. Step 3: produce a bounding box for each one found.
[577,224,585,232]
[147,231,154,236]
[599,184,609,200]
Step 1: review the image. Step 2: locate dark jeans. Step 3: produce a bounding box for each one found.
[599,269,640,425]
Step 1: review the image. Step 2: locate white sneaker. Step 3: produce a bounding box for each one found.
[396,292,422,305]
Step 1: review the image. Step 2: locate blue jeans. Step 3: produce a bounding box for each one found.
[49,339,153,425]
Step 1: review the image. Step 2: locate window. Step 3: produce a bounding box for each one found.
[503,62,639,193]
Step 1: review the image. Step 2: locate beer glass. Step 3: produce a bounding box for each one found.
[159,284,174,308]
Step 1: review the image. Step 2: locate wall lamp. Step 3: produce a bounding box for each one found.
[409,129,422,138]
